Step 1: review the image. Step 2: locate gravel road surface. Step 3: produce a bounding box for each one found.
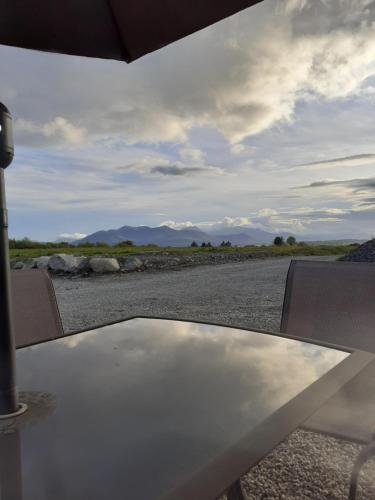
[54,256,333,334]
[53,255,375,499]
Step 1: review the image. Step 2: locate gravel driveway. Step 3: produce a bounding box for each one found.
[52,255,375,499]
[53,256,334,334]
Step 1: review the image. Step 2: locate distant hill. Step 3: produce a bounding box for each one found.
[206,225,291,244]
[74,224,289,247]
[302,239,365,246]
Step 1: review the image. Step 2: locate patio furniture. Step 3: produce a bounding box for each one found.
[11,269,63,348]
[2,317,372,500]
[281,260,375,353]
[281,260,375,446]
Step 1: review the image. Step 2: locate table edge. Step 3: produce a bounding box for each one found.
[161,349,375,500]
[18,314,355,355]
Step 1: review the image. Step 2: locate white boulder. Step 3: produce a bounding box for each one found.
[49,253,79,273]
[89,257,120,273]
[36,256,50,270]
[77,256,90,272]
[122,256,143,271]
[13,261,25,270]
[11,258,36,270]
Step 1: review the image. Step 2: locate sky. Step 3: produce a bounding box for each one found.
[2,0,375,241]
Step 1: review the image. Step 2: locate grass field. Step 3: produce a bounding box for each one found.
[9,243,354,259]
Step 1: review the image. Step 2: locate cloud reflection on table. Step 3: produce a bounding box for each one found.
[2,318,348,500]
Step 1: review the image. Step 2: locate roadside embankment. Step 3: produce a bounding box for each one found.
[10,247,345,276]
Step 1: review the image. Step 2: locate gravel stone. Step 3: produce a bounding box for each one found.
[340,239,375,262]
[239,430,375,500]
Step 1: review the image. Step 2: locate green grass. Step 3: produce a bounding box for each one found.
[9,244,354,259]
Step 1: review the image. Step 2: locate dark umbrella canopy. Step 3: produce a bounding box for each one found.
[0,0,263,62]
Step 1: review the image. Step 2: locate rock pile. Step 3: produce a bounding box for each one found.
[339,239,375,262]
[11,253,123,275]
[10,250,272,276]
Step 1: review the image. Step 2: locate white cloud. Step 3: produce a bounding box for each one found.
[230,143,257,155]
[257,208,278,217]
[59,232,87,241]
[179,148,205,163]
[159,220,195,229]
[221,216,253,227]
[15,117,87,146]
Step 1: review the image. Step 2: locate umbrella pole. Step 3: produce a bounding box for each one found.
[0,104,18,415]
[0,169,18,414]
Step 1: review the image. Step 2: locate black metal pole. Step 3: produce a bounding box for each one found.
[0,103,18,415]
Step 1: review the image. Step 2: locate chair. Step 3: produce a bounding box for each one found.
[280,259,375,353]
[11,269,64,348]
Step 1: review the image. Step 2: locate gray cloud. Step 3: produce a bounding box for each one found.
[360,197,375,205]
[152,166,203,176]
[295,153,375,170]
[295,177,375,192]
[151,165,224,177]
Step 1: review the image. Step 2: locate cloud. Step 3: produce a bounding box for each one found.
[230,143,257,155]
[295,177,375,192]
[293,153,375,170]
[3,0,375,147]
[360,197,375,206]
[159,221,195,230]
[257,208,278,217]
[15,117,87,146]
[220,216,254,227]
[155,209,349,237]
[150,165,225,177]
[179,148,205,163]
[59,232,87,241]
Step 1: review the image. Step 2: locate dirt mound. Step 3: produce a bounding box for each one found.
[339,239,375,262]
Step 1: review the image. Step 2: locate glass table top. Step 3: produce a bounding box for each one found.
[2,318,349,500]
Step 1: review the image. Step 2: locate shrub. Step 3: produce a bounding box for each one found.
[115,240,134,247]
[77,242,96,248]
[8,238,73,249]
[191,241,198,247]
[286,236,296,246]
[273,236,284,246]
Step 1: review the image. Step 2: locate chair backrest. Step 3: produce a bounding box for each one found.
[281,260,375,353]
[11,269,64,348]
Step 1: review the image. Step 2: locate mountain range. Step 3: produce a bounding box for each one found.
[74,225,292,247]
